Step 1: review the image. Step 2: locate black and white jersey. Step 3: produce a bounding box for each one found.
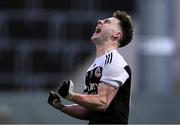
[83,49,131,124]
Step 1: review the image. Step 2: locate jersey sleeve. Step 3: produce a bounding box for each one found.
[100,62,129,88]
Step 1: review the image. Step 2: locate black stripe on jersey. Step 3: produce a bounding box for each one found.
[105,55,109,65]
[124,65,131,78]
[105,52,113,65]
[110,52,113,63]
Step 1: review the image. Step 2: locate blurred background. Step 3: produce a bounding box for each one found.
[0,0,180,124]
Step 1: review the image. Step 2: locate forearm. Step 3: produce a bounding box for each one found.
[59,104,90,120]
[57,81,107,112]
[71,93,106,111]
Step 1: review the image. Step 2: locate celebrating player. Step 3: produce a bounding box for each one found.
[48,10,134,124]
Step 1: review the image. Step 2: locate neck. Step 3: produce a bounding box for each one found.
[95,43,117,57]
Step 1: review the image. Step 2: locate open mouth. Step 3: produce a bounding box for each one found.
[95,27,101,33]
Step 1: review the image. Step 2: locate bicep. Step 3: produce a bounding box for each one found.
[70,83,118,112]
[98,83,118,110]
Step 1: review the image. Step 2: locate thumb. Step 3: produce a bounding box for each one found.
[53,99,64,109]
[53,99,60,106]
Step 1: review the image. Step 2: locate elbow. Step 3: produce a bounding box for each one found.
[88,98,107,112]
[97,99,108,112]
[98,105,107,112]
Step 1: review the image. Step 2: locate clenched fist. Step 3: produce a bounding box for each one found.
[58,80,75,100]
[48,91,64,110]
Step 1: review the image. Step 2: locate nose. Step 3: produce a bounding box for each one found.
[98,20,102,24]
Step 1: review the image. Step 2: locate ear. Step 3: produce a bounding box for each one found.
[111,32,122,41]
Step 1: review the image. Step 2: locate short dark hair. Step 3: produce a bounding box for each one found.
[113,10,134,47]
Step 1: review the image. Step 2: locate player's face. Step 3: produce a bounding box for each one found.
[91,17,121,42]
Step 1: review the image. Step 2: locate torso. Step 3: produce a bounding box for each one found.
[83,49,132,124]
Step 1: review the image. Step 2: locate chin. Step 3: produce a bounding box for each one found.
[91,34,95,40]
[91,33,99,40]
[91,35,95,41]
[91,36,98,42]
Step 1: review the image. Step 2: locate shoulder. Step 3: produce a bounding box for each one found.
[100,50,130,88]
[104,49,128,68]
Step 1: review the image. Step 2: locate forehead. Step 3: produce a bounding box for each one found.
[105,17,119,24]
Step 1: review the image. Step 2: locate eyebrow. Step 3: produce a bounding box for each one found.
[104,19,111,23]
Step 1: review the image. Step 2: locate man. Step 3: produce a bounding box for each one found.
[48,10,134,124]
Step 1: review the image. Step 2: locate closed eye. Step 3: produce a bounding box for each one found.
[104,19,111,24]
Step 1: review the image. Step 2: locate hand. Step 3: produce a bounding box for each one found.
[58,80,74,100]
[48,91,64,110]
